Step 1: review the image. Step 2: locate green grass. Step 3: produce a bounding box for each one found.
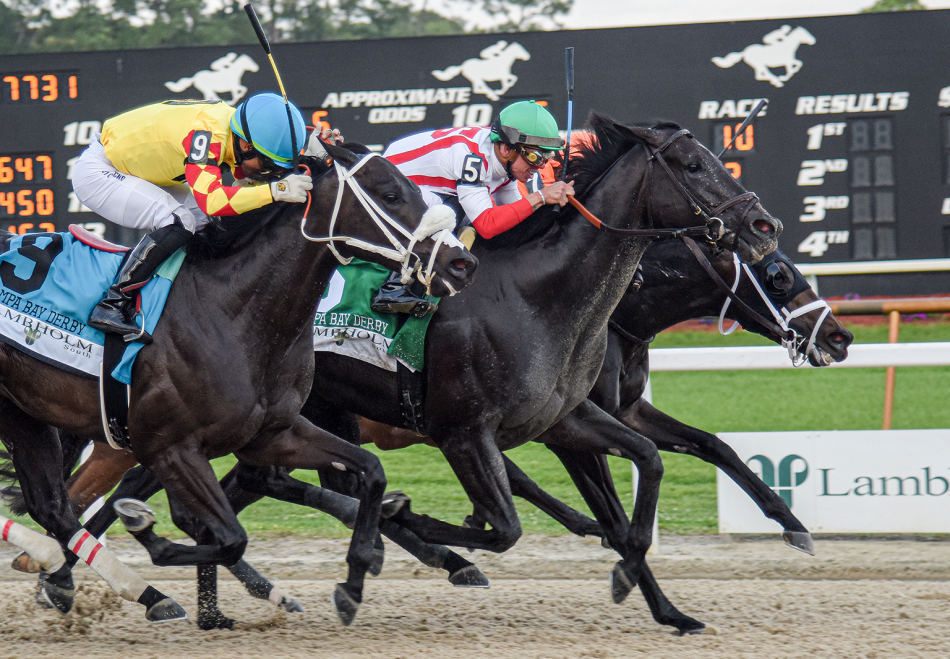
[9,320,950,538]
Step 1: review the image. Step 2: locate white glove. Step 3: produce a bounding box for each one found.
[304,128,342,160]
[270,173,312,203]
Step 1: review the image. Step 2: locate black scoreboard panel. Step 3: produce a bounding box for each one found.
[3,11,950,295]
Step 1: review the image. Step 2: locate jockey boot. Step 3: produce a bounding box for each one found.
[370,272,438,318]
[88,218,192,344]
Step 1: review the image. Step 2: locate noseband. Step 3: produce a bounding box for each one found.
[681,236,833,366]
[299,152,459,287]
[570,129,758,244]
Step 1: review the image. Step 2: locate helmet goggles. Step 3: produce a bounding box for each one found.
[515,145,553,167]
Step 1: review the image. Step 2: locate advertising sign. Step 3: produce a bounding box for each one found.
[717,429,950,533]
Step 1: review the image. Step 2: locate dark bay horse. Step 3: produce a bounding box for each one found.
[0,144,477,624]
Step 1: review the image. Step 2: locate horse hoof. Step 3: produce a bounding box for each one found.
[277,595,305,614]
[448,564,490,588]
[197,611,234,630]
[368,547,385,577]
[145,597,189,624]
[609,562,636,605]
[381,491,410,519]
[331,584,360,626]
[12,552,42,574]
[678,620,707,636]
[782,530,815,556]
[34,575,54,610]
[114,498,157,533]
[40,579,74,614]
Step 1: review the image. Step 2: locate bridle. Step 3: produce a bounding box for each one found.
[681,236,833,366]
[569,129,759,245]
[299,152,461,292]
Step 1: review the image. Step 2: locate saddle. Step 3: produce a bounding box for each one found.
[69,225,129,253]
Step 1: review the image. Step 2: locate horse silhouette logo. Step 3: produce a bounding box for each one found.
[712,26,816,88]
[164,53,260,105]
[24,327,40,345]
[432,40,530,101]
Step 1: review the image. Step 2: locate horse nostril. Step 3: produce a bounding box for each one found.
[829,331,852,347]
[753,219,774,234]
[451,258,469,271]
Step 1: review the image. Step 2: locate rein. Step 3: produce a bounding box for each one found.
[299,152,458,288]
[569,129,759,242]
[681,236,833,366]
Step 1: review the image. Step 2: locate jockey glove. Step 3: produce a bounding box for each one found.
[270,173,313,203]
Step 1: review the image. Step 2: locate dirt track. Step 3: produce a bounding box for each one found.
[0,533,948,658]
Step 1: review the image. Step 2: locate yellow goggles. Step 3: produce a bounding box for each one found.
[516,146,553,167]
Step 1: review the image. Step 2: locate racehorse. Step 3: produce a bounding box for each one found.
[12,233,848,634]
[431,41,530,101]
[5,115,780,630]
[712,26,816,88]
[0,143,477,624]
[164,53,259,104]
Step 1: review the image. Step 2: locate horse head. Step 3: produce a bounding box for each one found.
[744,248,852,365]
[306,141,477,298]
[586,114,781,263]
[687,242,852,366]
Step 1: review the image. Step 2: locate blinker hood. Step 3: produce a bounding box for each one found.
[749,248,811,304]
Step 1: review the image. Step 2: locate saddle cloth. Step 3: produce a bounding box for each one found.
[314,260,437,373]
[0,230,184,384]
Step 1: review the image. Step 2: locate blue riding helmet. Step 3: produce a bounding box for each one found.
[230,92,306,169]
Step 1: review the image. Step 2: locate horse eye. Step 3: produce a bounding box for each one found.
[383,193,398,204]
[687,162,702,173]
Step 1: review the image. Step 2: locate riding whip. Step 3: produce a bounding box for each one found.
[561,46,574,182]
[243,1,299,171]
[716,99,766,160]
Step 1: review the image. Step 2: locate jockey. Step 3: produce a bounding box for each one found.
[373,100,575,317]
[72,92,313,343]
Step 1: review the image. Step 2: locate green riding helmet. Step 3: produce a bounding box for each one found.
[490,100,565,152]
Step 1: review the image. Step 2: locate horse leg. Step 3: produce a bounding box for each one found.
[388,431,523,553]
[502,454,603,538]
[65,439,138,515]
[234,416,386,626]
[0,403,185,622]
[619,398,812,554]
[536,400,662,603]
[545,445,705,635]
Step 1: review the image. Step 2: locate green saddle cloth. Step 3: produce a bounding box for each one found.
[313,259,439,372]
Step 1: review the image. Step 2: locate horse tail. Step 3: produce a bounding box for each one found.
[0,451,26,516]
[431,65,462,81]
[0,432,87,516]
[164,76,194,93]
[711,52,744,69]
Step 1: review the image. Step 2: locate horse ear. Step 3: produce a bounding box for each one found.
[323,139,359,167]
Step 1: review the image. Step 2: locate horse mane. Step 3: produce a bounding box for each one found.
[186,151,350,260]
[479,112,673,251]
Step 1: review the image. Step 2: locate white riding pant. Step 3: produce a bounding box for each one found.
[72,135,209,233]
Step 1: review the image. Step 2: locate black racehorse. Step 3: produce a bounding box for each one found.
[263,114,781,606]
[0,144,477,623]
[7,114,781,630]
[18,230,849,633]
